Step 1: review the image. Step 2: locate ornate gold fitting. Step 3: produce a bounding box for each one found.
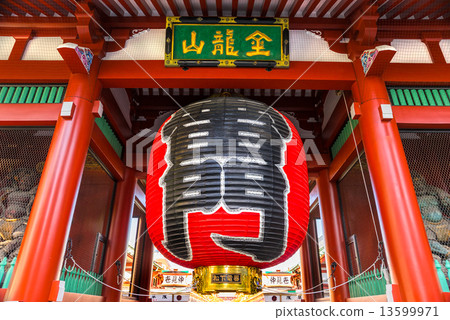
[193,266,262,294]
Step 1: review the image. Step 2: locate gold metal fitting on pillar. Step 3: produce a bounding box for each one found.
[193,266,262,294]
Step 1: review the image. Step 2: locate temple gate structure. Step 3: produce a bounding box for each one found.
[0,0,449,302]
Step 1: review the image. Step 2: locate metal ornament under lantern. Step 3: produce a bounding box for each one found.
[146,96,309,294]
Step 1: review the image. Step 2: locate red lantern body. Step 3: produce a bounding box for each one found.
[147,97,309,269]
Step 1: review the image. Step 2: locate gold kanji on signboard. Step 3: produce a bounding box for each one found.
[182,31,205,54]
[245,31,272,57]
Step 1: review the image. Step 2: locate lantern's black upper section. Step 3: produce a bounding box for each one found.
[160,96,292,262]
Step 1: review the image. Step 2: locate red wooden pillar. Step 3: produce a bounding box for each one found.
[138,234,154,302]
[300,236,314,302]
[5,60,101,302]
[102,167,137,302]
[353,75,445,301]
[316,169,350,302]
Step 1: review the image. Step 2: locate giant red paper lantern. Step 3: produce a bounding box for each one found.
[146,96,309,269]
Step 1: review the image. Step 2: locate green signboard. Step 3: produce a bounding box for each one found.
[165,17,289,69]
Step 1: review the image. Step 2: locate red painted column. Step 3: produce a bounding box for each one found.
[300,236,314,302]
[5,60,101,302]
[102,168,137,302]
[138,234,154,302]
[353,75,445,301]
[316,169,350,302]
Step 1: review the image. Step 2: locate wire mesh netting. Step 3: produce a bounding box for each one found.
[400,131,450,276]
[0,128,53,287]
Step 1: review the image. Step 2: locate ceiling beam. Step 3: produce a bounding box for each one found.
[183,0,194,16]
[134,0,152,16]
[275,0,288,17]
[289,0,305,18]
[117,0,139,16]
[166,0,179,16]
[149,0,165,16]
[199,0,208,16]
[134,95,319,113]
[99,60,356,89]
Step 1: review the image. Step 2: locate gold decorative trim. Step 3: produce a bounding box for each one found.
[193,265,262,294]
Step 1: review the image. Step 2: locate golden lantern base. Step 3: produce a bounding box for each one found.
[193,266,262,294]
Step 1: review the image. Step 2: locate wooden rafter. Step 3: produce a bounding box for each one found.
[8,1,39,16]
[303,0,321,18]
[426,2,450,20]
[400,0,434,19]
[329,0,353,18]
[231,0,238,16]
[117,0,138,16]
[0,3,25,16]
[246,0,254,17]
[343,0,367,19]
[21,0,53,16]
[92,0,113,16]
[103,0,125,16]
[315,0,335,18]
[199,0,208,16]
[149,0,165,16]
[289,0,305,18]
[216,0,222,16]
[134,0,152,16]
[384,0,421,20]
[275,0,288,17]
[166,0,179,16]
[183,0,193,16]
[35,0,68,17]
[52,0,76,13]
[377,0,402,17]
[260,0,271,17]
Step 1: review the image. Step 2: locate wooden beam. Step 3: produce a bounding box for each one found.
[149,0,165,16]
[90,123,125,181]
[21,0,53,16]
[400,0,434,19]
[183,0,194,16]
[289,0,305,18]
[134,182,146,209]
[393,106,450,129]
[101,88,133,142]
[260,0,271,17]
[6,1,39,16]
[321,93,353,148]
[0,103,60,126]
[246,0,254,17]
[166,0,179,16]
[309,184,319,207]
[303,0,321,18]
[98,60,355,89]
[329,0,353,18]
[231,0,238,17]
[35,0,68,17]
[134,0,152,16]
[383,63,450,84]
[0,61,70,82]
[52,0,76,13]
[377,0,402,17]
[316,0,335,18]
[199,0,208,16]
[103,0,125,17]
[117,0,139,16]
[328,124,362,182]
[275,0,288,17]
[0,3,25,16]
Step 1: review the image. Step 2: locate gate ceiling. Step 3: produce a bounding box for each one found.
[0,0,448,20]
